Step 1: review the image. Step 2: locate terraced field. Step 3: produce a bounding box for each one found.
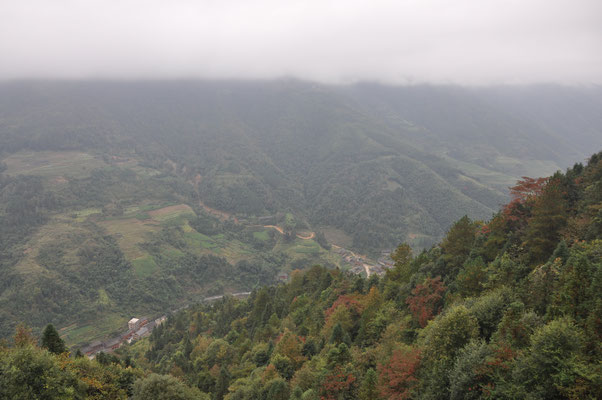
[132,256,159,278]
[148,204,195,221]
[0,150,351,347]
[3,151,107,178]
[58,314,127,346]
[98,218,161,259]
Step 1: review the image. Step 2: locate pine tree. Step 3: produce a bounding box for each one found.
[329,323,345,344]
[387,243,414,284]
[41,324,67,354]
[266,378,289,400]
[549,240,569,264]
[183,336,192,357]
[290,386,304,400]
[524,179,567,264]
[441,216,477,278]
[359,368,379,400]
[214,365,230,400]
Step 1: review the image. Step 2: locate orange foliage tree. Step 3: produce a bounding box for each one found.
[406,276,446,328]
[325,295,365,319]
[502,177,548,224]
[377,348,421,400]
[320,366,357,400]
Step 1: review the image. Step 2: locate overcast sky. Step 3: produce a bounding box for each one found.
[1,0,601,85]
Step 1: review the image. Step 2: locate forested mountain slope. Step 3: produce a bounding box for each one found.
[1,151,600,399]
[2,81,600,251]
[1,80,601,346]
[127,151,602,399]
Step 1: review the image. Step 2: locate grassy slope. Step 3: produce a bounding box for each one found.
[0,150,347,346]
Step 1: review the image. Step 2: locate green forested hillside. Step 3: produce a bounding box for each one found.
[2,81,601,252]
[1,81,601,346]
[0,151,339,343]
[122,151,601,399]
[1,151,601,399]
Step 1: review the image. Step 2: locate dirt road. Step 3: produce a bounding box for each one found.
[363,264,371,278]
[263,225,315,240]
[263,225,285,234]
[199,201,239,223]
[296,232,315,240]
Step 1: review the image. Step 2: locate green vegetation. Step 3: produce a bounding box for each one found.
[132,256,159,278]
[2,150,107,179]
[253,230,270,242]
[41,324,67,355]
[59,314,127,346]
[3,81,599,255]
[0,153,345,346]
[0,144,601,398]
[1,325,141,399]
[290,239,321,254]
[1,81,601,357]
[126,151,601,400]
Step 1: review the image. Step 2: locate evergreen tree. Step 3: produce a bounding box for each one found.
[441,216,477,278]
[214,365,230,400]
[524,179,567,264]
[290,386,304,400]
[183,336,193,358]
[301,389,319,400]
[265,378,289,400]
[132,373,208,400]
[329,323,345,344]
[386,243,414,285]
[41,324,67,355]
[359,368,379,400]
[549,240,570,264]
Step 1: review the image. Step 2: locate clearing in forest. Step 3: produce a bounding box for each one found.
[3,151,106,178]
[98,218,161,259]
[148,204,195,221]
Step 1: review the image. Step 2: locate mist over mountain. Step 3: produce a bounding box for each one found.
[1,79,601,344]
[2,81,601,250]
[1,1,601,397]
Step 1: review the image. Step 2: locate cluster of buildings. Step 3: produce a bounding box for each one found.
[81,292,254,358]
[367,249,396,276]
[82,315,167,358]
[377,249,395,269]
[335,247,365,267]
[335,247,396,277]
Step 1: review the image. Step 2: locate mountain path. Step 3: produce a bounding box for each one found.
[263,225,315,240]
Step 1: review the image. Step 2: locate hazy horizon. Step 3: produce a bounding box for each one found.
[2,77,602,89]
[1,0,601,85]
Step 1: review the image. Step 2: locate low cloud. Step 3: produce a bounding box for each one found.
[1,0,601,84]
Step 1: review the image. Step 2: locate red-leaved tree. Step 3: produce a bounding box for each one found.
[502,176,548,224]
[377,348,421,400]
[406,276,446,328]
[320,367,357,400]
[325,295,365,319]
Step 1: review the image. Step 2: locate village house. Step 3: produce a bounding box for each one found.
[106,337,121,351]
[128,318,140,331]
[350,265,364,275]
[82,341,104,356]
